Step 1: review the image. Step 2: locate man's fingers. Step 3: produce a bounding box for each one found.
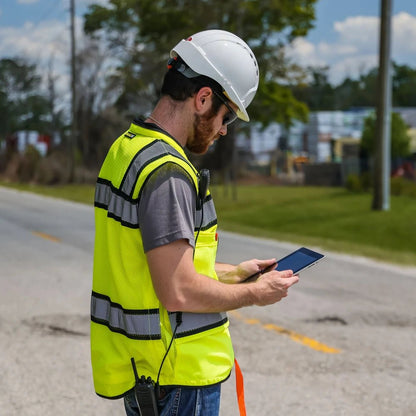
[260,258,277,266]
[275,269,294,278]
[288,274,299,286]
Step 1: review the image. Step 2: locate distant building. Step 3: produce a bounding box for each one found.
[241,107,416,167]
[5,130,61,157]
[305,109,371,162]
[236,120,306,166]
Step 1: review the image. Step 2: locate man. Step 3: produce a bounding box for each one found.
[91,29,299,416]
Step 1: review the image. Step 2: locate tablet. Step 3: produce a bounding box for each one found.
[242,247,324,283]
[274,247,324,274]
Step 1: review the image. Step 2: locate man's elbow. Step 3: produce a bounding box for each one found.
[157,289,188,312]
[161,298,184,312]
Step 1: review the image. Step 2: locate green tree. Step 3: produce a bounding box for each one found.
[75,38,126,165]
[392,63,416,106]
[361,111,411,159]
[333,76,363,110]
[0,57,52,138]
[290,65,379,111]
[331,68,378,109]
[285,61,416,112]
[83,0,316,126]
[291,65,335,111]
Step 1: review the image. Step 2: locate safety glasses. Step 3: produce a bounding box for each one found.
[212,89,238,126]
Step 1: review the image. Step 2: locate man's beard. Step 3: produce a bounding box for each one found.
[187,111,219,154]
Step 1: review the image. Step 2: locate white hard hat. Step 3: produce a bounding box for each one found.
[170,29,259,122]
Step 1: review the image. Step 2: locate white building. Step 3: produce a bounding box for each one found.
[240,107,416,166]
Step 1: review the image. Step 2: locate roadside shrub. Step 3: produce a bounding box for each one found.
[74,166,99,184]
[391,177,416,198]
[0,152,8,173]
[17,145,41,182]
[346,174,363,192]
[360,171,373,191]
[346,171,374,193]
[34,150,70,184]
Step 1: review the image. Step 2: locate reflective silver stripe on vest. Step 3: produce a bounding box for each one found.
[91,292,161,340]
[94,140,200,228]
[95,180,140,228]
[171,312,228,338]
[91,292,228,340]
[95,178,217,231]
[121,140,196,197]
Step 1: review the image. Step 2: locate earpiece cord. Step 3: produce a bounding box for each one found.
[156,171,206,393]
[193,199,204,260]
[156,312,181,392]
[194,169,208,259]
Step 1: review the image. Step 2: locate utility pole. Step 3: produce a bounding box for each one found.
[372,0,393,211]
[69,0,76,182]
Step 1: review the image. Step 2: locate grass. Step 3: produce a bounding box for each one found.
[1,181,416,266]
[211,185,416,266]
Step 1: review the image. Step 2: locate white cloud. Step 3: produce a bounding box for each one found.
[289,38,324,66]
[392,12,416,54]
[333,16,379,54]
[288,12,416,85]
[0,9,119,117]
[77,0,109,7]
[317,41,357,58]
[0,19,73,92]
[0,16,88,114]
[0,20,69,61]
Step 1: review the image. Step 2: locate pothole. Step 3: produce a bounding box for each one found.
[306,316,348,325]
[23,314,89,337]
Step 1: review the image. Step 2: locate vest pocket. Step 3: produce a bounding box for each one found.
[193,228,218,278]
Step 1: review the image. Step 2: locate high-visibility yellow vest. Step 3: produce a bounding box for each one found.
[91,122,234,399]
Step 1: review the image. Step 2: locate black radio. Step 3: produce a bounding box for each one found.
[131,358,159,416]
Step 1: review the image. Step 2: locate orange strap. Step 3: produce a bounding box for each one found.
[234,358,247,416]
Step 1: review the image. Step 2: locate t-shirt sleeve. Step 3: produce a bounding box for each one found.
[138,163,196,252]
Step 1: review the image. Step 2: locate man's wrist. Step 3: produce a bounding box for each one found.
[218,268,239,284]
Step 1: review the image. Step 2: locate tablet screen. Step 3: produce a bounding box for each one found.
[275,247,324,274]
[242,247,324,283]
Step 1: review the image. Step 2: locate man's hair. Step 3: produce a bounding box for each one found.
[160,68,223,114]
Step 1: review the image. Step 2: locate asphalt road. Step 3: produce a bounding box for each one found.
[0,186,415,416]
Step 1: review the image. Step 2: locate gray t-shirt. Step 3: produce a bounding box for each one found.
[139,163,196,252]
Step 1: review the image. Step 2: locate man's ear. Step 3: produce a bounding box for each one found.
[194,87,213,113]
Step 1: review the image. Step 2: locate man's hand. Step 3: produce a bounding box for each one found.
[235,258,278,282]
[252,269,299,306]
[216,258,277,284]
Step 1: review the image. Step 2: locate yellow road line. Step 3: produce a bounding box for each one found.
[32,231,61,243]
[229,310,341,354]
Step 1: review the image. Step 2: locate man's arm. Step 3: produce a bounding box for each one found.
[146,239,298,313]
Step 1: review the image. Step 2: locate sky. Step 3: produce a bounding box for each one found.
[1,0,416,98]
[288,0,416,84]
